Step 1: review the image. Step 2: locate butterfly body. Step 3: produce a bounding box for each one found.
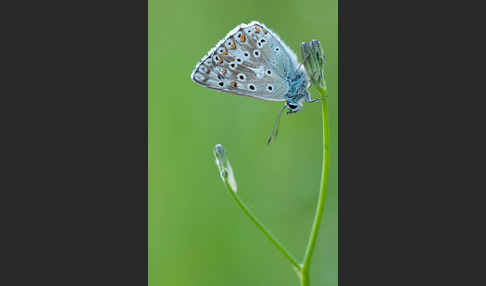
[191,21,310,113]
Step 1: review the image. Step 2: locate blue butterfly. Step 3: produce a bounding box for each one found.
[191,21,318,144]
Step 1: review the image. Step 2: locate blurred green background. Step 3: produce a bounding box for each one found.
[149,0,337,285]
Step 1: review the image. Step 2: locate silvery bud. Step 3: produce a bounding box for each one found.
[301,40,326,90]
[213,144,237,192]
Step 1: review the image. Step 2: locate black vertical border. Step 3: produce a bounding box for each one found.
[145,0,149,283]
[338,0,454,284]
[5,0,149,285]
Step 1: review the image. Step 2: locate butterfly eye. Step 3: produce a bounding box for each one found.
[248,84,256,91]
[288,103,298,109]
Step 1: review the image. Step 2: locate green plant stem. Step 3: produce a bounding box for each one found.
[223,180,302,271]
[219,84,329,286]
[300,85,329,286]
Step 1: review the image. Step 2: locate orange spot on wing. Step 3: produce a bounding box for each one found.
[218,57,223,64]
[262,28,267,34]
[230,81,237,88]
[255,27,260,33]
[230,42,236,49]
[222,49,228,55]
[240,33,245,42]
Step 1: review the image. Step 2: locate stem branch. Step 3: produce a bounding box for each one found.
[223,180,302,271]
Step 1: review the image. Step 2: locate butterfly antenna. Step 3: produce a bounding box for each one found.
[266,104,287,145]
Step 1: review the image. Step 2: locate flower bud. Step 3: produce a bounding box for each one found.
[301,40,326,90]
[213,144,237,192]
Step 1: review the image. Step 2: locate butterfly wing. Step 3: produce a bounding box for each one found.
[244,21,301,80]
[191,21,299,102]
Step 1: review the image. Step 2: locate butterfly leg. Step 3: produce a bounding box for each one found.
[305,85,324,103]
[308,71,327,104]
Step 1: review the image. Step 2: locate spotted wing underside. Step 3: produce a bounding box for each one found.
[191,21,299,102]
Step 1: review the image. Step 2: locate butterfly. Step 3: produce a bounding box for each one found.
[190,21,318,144]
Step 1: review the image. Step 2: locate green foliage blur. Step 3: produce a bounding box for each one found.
[149,0,338,285]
